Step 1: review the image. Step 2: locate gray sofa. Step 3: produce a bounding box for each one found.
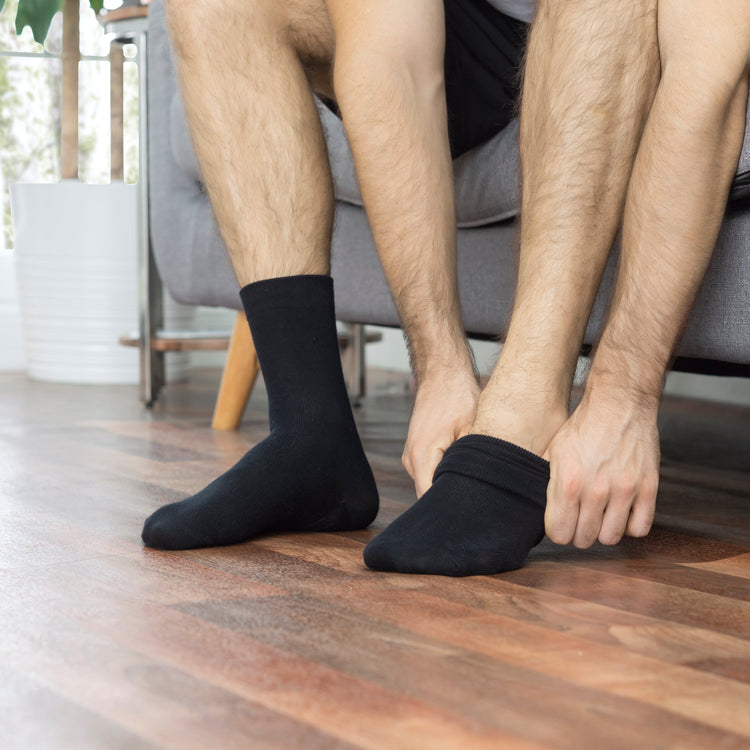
[148,0,750,373]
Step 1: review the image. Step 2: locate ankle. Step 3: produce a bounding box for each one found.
[471,389,568,457]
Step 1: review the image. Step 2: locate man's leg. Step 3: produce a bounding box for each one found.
[472,0,661,454]
[142,0,378,549]
[545,0,750,549]
[364,0,661,575]
[163,0,334,284]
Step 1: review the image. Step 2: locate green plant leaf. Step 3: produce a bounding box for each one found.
[88,0,103,12]
[15,0,63,45]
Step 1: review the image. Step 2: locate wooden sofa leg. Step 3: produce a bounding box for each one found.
[212,311,260,430]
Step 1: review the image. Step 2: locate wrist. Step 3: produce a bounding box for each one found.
[411,339,477,388]
[585,355,663,411]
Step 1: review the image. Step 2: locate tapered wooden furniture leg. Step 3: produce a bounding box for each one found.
[212,311,260,430]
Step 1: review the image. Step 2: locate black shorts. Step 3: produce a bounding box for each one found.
[444,0,529,158]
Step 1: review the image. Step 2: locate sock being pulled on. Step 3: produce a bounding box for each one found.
[142,275,379,550]
[363,434,549,576]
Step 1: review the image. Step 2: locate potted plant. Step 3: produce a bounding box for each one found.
[6,0,191,384]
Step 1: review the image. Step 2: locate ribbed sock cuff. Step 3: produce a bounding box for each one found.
[239,275,334,319]
[434,434,550,501]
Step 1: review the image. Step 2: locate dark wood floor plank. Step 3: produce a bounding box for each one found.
[0,585,350,750]
[176,590,750,749]
[238,536,750,683]
[687,552,750,580]
[0,565,542,750]
[504,562,750,639]
[0,665,161,750]
[61,550,286,605]
[237,537,750,730]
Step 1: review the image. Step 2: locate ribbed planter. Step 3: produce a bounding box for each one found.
[10,181,192,384]
[0,248,26,371]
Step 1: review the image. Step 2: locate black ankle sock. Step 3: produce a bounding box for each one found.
[363,434,549,576]
[142,275,379,550]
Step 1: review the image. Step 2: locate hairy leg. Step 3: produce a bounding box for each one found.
[328,1,479,498]
[165,0,336,283]
[472,0,660,454]
[362,0,662,576]
[142,0,380,550]
[545,0,750,548]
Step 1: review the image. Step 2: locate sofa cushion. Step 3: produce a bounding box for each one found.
[170,90,750,229]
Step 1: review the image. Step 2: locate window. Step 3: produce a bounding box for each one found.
[0,0,139,250]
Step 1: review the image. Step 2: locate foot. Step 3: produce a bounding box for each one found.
[364,434,550,576]
[142,422,379,550]
[363,389,567,576]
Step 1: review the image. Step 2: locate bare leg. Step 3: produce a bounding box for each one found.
[327,2,479,499]
[361,0,664,576]
[165,0,336,283]
[471,0,660,454]
[142,0,380,550]
[545,0,750,548]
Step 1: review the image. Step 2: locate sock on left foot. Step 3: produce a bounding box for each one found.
[363,434,550,576]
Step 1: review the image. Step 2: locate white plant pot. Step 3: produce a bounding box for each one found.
[10,181,193,384]
[0,249,26,371]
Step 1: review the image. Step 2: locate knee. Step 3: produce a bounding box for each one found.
[659,54,750,122]
[658,11,750,112]
[332,13,445,107]
[166,0,333,78]
[534,0,657,30]
[165,0,280,51]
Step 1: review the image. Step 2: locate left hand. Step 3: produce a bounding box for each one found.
[403,372,480,498]
[543,387,661,548]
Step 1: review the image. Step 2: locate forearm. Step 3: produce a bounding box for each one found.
[329,3,474,384]
[589,69,749,401]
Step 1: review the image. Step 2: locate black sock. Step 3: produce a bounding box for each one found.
[363,434,549,576]
[142,275,379,550]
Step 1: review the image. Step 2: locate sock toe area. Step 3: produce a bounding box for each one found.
[141,504,214,550]
[141,508,174,550]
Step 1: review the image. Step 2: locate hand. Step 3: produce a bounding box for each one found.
[403,372,480,498]
[543,387,660,548]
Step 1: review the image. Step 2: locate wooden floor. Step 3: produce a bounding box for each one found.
[1,368,749,750]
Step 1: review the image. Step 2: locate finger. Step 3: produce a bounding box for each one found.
[545,460,580,545]
[598,490,636,546]
[626,485,657,538]
[572,481,610,549]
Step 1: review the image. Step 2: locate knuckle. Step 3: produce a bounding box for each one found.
[617,471,638,499]
[628,519,652,538]
[561,469,583,500]
[588,480,610,507]
[572,533,596,550]
[641,475,660,502]
[546,521,574,546]
[599,529,624,546]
